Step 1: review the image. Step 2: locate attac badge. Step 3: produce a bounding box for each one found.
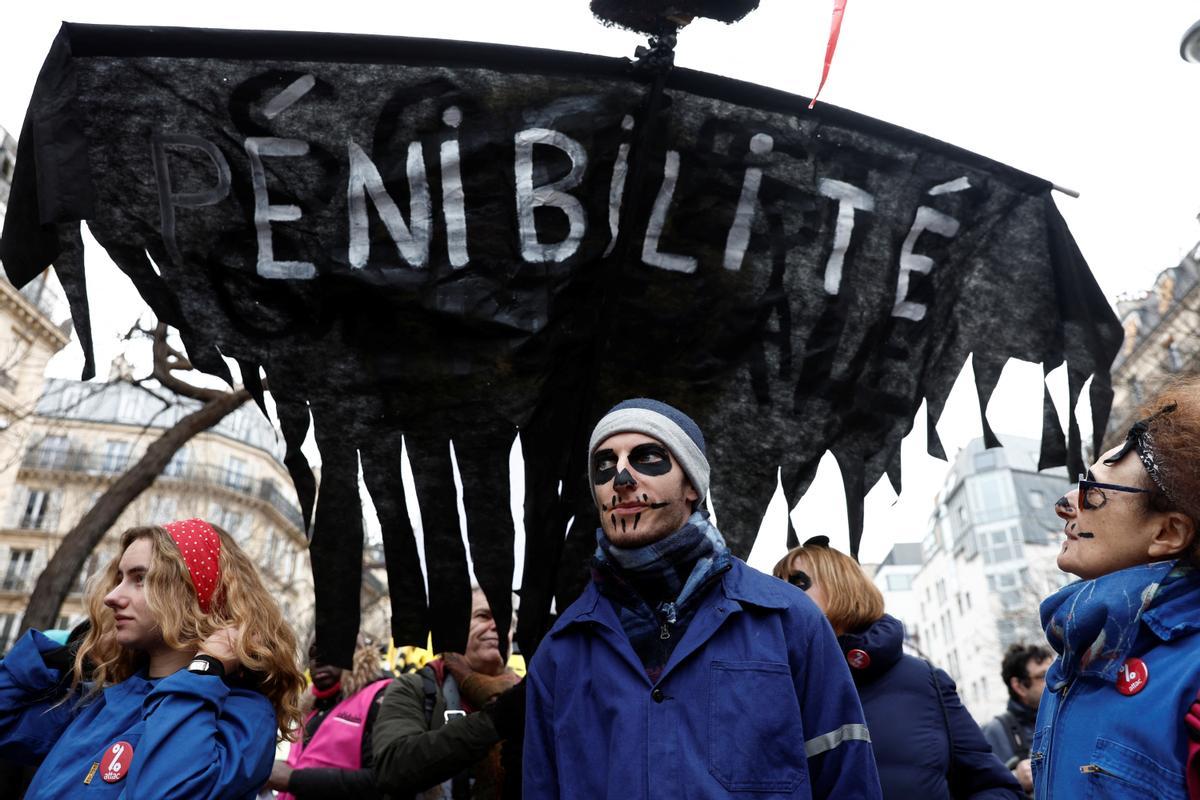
[1115,658,1148,697]
[846,649,871,670]
[100,740,134,783]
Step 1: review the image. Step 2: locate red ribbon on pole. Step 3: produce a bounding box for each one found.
[809,0,848,109]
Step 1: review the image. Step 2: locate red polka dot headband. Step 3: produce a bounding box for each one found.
[164,519,222,613]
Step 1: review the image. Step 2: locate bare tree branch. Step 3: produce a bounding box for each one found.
[151,323,226,402]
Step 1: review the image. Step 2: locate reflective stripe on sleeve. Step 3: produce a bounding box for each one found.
[804,723,871,758]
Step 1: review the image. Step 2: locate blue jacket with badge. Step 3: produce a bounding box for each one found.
[0,629,277,798]
[1030,560,1200,800]
[523,558,882,799]
[839,614,1021,800]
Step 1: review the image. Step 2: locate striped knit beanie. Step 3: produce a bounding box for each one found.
[588,398,709,505]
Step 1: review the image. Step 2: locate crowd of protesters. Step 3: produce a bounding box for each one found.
[0,376,1198,798]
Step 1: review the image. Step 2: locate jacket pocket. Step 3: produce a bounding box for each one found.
[1082,737,1187,800]
[707,660,805,793]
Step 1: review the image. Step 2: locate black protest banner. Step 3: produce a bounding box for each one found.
[1,23,1122,666]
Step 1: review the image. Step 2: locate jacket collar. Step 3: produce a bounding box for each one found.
[554,558,789,634]
[837,614,904,683]
[551,560,792,686]
[1142,563,1200,641]
[719,559,790,610]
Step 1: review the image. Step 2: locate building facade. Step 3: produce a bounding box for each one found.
[878,436,1073,722]
[0,124,71,528]
[0,378,316,652]
[1105,252,1200,449]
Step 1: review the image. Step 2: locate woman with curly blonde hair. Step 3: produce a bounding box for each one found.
[0,519,306,798]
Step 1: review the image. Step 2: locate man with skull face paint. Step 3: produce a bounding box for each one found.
[1028,377,1200,799]
[524,398,882,799]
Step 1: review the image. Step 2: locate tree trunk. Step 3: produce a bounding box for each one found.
[18,388,249,635]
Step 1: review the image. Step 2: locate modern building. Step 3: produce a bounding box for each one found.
[878,435,1073,722]
[1105,251,1200,449]
[870,542,922,643]
[0,378,318,652]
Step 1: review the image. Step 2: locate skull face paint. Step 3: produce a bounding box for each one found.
[592,432,698,547]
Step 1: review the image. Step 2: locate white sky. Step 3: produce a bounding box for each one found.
[4,1,1199,564]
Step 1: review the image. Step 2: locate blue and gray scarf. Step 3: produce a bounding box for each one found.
[1040,559,1193,691]
[593,510,732,680]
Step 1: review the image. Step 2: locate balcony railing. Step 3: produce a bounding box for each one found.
[21,447,304,531]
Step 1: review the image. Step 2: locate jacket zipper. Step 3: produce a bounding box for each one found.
[1042,680,1072,792]
[1079,764,1117,777]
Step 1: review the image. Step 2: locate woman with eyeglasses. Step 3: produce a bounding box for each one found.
[1031,376,1200,799]
[773,539,1022,800]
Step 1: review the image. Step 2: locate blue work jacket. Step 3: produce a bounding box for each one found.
[524,558,882,799]
[1030,572,1200,799]
[0,629,277,798]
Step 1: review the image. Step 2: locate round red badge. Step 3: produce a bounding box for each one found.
[846,649,871,670]
[1116,658,1148,696]
[100,740,134,783]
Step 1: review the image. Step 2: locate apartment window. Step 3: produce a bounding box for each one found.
[20,490,51,530]
[164,448,189,478]
[973,450,999,471]
[209,504,248,542]
[935,579,947,605]
[967,471,1018,524]
[980,526,1023,564]
[102,440,132,473]
[224,457,251,492]
[36,435,70,469]
[147,495,178,524]
[886,574,913,591]
[0,613,19,653]
[74,553,102,594]
[1167,340,1185,373]
[280,546,297,584]
[3,549,34,591]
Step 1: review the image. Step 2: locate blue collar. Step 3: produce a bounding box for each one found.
[554,558,789,636]
[1040,560,1196,690]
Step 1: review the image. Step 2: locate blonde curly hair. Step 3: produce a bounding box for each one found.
[73,524,306,738]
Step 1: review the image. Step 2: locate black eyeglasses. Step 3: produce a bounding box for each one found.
[1077,473,1151,510]
[788,570,813,591]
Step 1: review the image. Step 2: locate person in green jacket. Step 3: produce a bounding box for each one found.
[372,586,525,799]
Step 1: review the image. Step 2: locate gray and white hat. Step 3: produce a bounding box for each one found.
[587,398,709,504]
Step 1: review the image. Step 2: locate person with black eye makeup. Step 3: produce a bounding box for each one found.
[1024,376,1200,799]
[524,398,882,800]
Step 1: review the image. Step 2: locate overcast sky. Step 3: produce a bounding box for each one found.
[3,2,1199,564]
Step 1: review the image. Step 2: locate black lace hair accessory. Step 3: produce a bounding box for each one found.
[1103,402,1178,502]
